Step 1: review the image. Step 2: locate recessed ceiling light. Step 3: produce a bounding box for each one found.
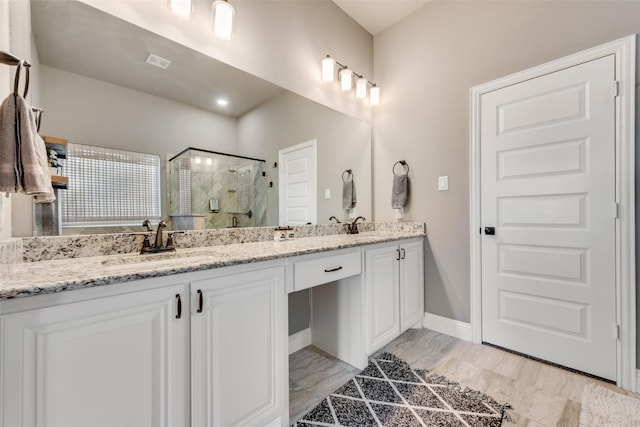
[145,53,171,69]
[216,99,229,106]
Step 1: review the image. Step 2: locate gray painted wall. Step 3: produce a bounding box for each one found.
[373,0,640,363]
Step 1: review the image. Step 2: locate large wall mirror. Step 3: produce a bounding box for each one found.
[26,0,372,235]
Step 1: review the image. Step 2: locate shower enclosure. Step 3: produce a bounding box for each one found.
[168,148,267,229]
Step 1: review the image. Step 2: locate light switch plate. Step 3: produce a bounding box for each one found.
[324,189,331,199]
[438,176,449,191]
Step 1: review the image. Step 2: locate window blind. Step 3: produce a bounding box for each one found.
[60,143,161,227]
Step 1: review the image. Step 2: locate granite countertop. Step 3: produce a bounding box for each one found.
[0,231,424,301]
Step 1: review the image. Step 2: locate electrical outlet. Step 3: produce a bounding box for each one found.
[324,189,331,199]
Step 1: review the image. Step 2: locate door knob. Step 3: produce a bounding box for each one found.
[484,227,495,235]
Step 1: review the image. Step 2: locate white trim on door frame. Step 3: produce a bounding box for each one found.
[469,35,636,391]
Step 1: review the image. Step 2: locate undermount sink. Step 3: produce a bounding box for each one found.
[100,249,217,267]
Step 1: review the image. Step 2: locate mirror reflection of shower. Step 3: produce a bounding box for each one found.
[169,148,267,229]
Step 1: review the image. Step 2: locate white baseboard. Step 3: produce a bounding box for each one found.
[423,312,472,342]
[288,328,312,355]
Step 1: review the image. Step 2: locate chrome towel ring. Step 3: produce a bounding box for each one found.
[342,169,353,182]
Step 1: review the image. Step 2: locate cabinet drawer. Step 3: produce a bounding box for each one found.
[294,250,361,291]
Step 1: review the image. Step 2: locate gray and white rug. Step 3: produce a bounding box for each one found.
[293,353,512,426]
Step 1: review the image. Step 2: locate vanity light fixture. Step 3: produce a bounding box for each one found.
[212,0,235,40]
[321,55,380,105]
[369,84,380,106]
[339,67,352,91]
[168,0,193,19]
[321,55,335,82]
[355,75,367,99]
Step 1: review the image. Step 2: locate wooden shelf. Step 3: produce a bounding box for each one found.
[43,135,68,159]
[51,175,68,190]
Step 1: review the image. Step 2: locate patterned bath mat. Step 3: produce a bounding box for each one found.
[293,353,512,426]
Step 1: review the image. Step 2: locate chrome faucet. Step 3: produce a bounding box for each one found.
[346,216,366,234]
[329,216,341,224]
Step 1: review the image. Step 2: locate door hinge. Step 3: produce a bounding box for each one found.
[613,202,620,219]
[615,323,620,340]
[612,81,619,97]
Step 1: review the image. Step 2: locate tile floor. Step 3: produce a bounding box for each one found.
[289,328,639,426]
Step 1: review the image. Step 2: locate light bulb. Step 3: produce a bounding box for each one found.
[356,77,367,99]
[340,68,352,91]
[369,85,380,106]
[212,0,234,40]
[321,55,335,82]
[168,0,193,19]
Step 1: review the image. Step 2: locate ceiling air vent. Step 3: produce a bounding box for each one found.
[145,53,171,69]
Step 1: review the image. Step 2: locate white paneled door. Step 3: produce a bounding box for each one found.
[480,55,616,380]
[279,140,317,226]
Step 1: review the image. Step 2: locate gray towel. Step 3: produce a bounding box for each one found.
[343,177,356,209]
[0,95,21,194]
[391,174,408,209]
[0,93,55,203]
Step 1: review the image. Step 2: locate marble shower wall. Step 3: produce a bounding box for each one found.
[169,150,267,229]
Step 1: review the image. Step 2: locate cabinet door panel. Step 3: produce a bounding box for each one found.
[365,245,400,353]
[1,284,188,427]
[191,266,286,427]
[400,240,425,332]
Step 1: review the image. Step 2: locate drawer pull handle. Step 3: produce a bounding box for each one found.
[175,294,182,319]
[197,289,203,313]
[324,266,343,273]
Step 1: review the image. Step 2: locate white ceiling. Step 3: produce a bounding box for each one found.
[31,1,429,118]
[333,0,432,35]
[31,1,283,118]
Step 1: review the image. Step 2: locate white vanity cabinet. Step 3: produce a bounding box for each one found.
[0,281,190,427]
[365,238,424,354]
[190,265,287,427]
[0,264,287,427]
